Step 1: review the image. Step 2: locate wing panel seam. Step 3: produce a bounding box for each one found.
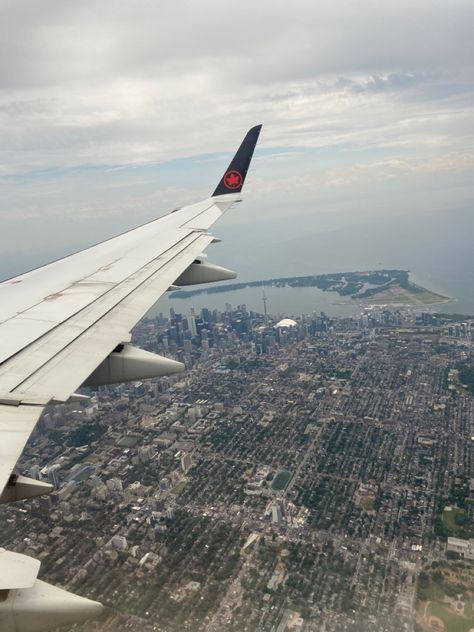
[0,232,199,369]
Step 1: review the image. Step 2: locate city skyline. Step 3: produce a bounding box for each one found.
[5,301,474,630]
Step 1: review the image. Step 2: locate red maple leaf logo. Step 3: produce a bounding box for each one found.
[224,170,243,189]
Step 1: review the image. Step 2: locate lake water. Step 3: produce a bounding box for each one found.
[149,206,474,320]
[151,284,360,319]
[149,275,461,320]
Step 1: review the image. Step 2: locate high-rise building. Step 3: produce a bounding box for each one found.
[181,452,193,473]
[106,478,123,492]
[138,446,154,463]
[43,464,61,488]
[38,496,53,511]
[262,286,269,328]
[271,503,283,524]
[111,535,128,550]
[29,465,41,480]
[187,315,197,338]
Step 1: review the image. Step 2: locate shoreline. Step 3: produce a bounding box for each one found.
[169,269,455,309]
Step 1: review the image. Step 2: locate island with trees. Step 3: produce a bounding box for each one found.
[170,269,452,306]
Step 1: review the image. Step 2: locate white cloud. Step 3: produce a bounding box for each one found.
[0,0,472,271]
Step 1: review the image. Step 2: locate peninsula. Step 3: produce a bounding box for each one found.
[169,270,452,306]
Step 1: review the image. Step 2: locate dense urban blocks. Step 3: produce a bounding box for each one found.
[2,306,473,631]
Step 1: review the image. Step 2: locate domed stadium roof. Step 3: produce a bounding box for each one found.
[275,318,297,328]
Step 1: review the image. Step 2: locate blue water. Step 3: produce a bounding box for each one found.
[151,205,474,319]
[152,284,361,319]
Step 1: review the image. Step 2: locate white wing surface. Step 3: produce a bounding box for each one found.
[0,125,261,632]
[0,198,220,489]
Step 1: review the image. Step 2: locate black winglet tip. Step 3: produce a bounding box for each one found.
[212,125,263,197]
[245,124,263,145]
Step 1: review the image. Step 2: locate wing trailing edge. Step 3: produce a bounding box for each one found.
[0,125,263,631]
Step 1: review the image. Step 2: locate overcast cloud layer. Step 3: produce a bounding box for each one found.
[0,0,473,279]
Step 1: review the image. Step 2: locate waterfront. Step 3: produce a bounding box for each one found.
[158,204,474,320]
[150,274,462,320]
[152,284,359,319]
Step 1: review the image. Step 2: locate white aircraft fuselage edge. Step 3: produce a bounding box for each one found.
[0,124,262,632]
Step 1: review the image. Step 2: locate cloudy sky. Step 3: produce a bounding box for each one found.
[1,0,473,282]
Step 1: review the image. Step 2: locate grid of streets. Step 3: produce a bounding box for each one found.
[1,305,473,631]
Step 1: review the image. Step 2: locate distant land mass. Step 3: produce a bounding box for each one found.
[169,270,454,306]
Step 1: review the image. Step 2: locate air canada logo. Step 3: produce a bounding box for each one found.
[224,170,243,190]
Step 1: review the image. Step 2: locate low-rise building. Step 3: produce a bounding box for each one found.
[447,537,474,560]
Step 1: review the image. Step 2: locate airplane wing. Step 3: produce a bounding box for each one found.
[0,124,262,631]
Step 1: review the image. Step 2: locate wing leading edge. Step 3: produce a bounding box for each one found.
[0,125,262,631]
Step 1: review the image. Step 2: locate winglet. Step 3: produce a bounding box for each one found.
[212,125,262,197]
